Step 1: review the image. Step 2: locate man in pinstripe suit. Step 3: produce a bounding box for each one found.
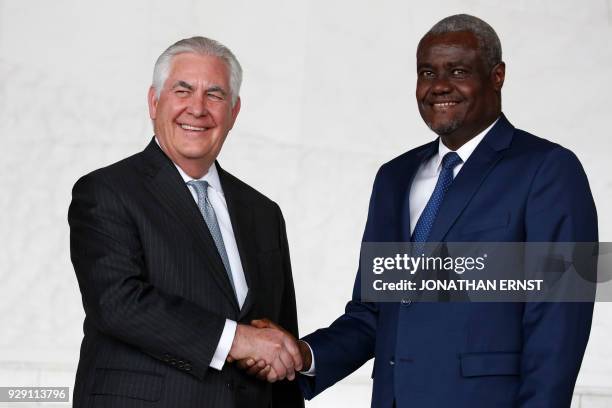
[69,37,304,407]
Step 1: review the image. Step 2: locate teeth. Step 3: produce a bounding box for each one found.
[433,102,457,107]
[180,124,207,131]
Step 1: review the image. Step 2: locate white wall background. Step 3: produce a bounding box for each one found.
[1,0,611,406]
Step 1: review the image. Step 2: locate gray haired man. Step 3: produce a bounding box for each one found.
[69,36,304,407]
[240,14,597,408]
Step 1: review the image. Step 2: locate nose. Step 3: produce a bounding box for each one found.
[431,76,452,95]
[188,94,208,117]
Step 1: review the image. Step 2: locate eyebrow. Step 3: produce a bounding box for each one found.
[171,81,227,95]
[171,80,195,91]
[206,85,227,95]
[417,63,433,69]
[417,60,471,69]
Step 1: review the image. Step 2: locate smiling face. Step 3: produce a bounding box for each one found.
[148,53,240,178]
[416,31,504,149]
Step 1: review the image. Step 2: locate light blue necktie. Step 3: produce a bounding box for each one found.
[411,152,463,243]
[187,180,236,295]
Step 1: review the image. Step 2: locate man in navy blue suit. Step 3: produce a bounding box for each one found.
[241,14,597,407]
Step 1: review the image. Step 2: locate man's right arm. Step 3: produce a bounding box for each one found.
[295,167,389,398]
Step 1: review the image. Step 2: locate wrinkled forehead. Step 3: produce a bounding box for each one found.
[417,31,481,59]
[166,53,230,81]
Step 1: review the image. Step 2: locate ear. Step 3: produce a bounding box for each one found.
[229,97,241,129]
[491,62,505,92]
[147,86,158,120]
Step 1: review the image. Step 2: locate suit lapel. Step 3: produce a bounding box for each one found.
[216,162,257,319]
[426,114,515,243]
[139,140,240,310]
[399,142,438,242]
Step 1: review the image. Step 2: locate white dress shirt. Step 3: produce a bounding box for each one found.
[303,118,498,376]
[408,119,498,234]
[156,138,247,370]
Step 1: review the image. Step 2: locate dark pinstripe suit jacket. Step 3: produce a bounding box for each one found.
[69,139,304,408]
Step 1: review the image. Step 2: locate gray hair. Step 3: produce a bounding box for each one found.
[152,36,242,105]
[422,14,502,70]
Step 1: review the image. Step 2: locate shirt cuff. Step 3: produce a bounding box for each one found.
[209,319,237,370]
[299,340,316,376]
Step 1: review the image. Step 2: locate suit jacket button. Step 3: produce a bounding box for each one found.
[401,299,411,306]
[184,364,192,371]
[389,359,395,366]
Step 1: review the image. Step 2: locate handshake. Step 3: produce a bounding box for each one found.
[227,319,312,382]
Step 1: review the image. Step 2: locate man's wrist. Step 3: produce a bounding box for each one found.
[210,319,237,370]
[298,340,313,373]
[229,323,248,359]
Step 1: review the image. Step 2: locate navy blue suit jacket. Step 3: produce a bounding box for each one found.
[300,115,597,408]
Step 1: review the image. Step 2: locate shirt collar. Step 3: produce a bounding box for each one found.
[154,136,225,196]
[433,117,499,170]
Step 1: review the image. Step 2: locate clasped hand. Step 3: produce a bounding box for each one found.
[227,319,310,382]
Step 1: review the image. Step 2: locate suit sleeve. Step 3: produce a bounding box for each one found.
[271,204,305,407]
[68,173,226,381]
[298,169,383,399]
[518,147,597,407]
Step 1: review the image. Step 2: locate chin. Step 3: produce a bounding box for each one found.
[428,118,463,136]
[185,151,214,161]
[179,137,212,150]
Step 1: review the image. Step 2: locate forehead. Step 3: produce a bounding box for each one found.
[417,31,482,64]
[166,53,230,83]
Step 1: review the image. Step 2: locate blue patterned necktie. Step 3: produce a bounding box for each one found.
[411,152,463,243]
[187,180,236,295]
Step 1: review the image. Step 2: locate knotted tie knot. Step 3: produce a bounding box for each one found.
[441,151,462,171]
[187,180,210,199]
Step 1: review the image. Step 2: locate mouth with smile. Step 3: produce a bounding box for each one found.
[429,100,461,111]
[179,123,212,132]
